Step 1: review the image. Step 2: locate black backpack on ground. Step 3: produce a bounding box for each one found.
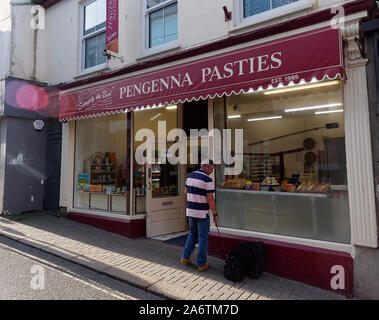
[224,241,267,282]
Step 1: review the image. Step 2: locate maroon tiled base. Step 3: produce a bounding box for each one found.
[209,232,354,298]
[67,211,146,238]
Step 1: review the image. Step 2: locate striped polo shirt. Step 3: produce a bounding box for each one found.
[185,169,215,218]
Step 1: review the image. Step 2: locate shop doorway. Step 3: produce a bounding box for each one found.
[143,100,210,238]
[145,162,186,237]
[136,105,186,237]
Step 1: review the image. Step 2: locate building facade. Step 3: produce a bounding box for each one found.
[359,13,379,300]
[34,0,379,298]
[0,0,61,214]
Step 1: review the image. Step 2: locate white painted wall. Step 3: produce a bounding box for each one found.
[41,0,79,84]
[0,0,11,79]
[41,0,347,85]
[9,0,38,80]
[0,0,48,82]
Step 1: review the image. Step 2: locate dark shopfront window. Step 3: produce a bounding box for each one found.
[214,79,351,244]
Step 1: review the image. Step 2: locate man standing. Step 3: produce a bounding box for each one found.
[181,160,218,271]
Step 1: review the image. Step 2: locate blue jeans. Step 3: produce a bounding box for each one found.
[182,215,210,268]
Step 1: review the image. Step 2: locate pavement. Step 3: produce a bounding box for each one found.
[0,236,162,300]
[0,211,346,300]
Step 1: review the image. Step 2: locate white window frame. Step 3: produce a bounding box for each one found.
[79,0,107,74]
[142,0,179,58]
[233,0,315,30]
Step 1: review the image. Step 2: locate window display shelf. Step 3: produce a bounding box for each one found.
[152,192,178,198]
[111,193,128,197]
[77,191,128,213]
[91,164,119,167]
[78,191,126,197]
[249,154,281,182]
[91,170,117,174]
[90,180,117,184]
[78,191,107,195]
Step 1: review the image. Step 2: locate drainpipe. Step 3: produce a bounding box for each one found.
[31,28,37,80]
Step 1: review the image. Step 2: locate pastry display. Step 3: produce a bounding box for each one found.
[221,178,247,190]
[296,182,330,194]
[262,177,279,186]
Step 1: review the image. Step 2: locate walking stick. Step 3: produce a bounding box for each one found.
[214,221,228,259]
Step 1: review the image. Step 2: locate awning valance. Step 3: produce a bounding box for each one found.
[59,27,344,121]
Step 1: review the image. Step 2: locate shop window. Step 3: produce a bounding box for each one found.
[243,0,299,17]
[74,113,129,214]
[214,80,351,244]
[144,0,178,52]
[81,0,107,70]
[133,106,179,213]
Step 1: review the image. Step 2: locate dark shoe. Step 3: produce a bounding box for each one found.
[197,262,210,272]
[181,258,192,265]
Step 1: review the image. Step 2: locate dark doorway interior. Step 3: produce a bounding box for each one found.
[44,119,62,211]
[183,100,208,136]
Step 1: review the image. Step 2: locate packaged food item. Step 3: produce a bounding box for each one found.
[285,184,296,192]
[252,183,261,191]
[78,173,90,184]
[106,185,115,195]
[245,180,253,190]
[108,152,117,164]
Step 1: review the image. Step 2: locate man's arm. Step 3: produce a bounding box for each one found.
[206,193,218,225]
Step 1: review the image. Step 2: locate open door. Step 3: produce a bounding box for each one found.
[146,162,186,237]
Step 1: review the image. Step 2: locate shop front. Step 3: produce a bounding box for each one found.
[69,105,188,238]
[60,26,370,296]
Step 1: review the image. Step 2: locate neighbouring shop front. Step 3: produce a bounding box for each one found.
[60,26,363,296]
[0,77,61,215]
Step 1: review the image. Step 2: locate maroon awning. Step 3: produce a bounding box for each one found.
[59,27,344,121]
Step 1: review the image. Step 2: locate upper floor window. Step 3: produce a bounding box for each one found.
[145,0,178,49]
[235,0,312,29]
[82,0,107,70]
[243,0,299,17]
